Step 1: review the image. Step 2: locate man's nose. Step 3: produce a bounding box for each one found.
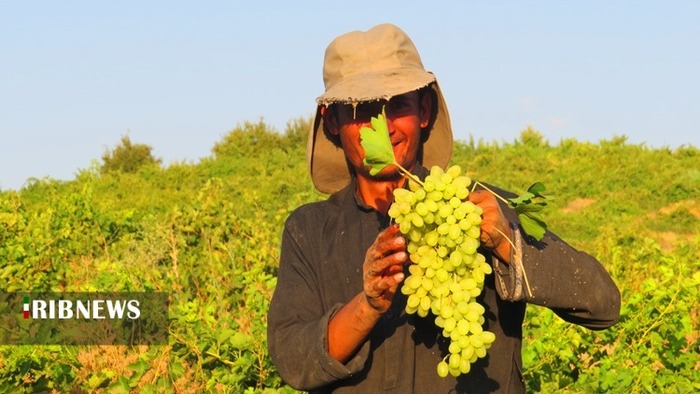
[385,116,396,135]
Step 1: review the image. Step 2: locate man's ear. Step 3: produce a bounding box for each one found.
[419,90,434,129]
[321,105,340,136]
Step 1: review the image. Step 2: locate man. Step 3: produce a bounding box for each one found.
[267,23,620,393]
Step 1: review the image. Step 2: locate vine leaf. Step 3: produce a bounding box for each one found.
[359,108,423,186]
[359,108,395,176]
[508,182,551,241]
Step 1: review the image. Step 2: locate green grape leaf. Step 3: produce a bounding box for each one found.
[507,182,551,241]
[518,212,547,241]
[527,182,547,197]
[359,108,396,176]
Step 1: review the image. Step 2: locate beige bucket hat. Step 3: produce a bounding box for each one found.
[308,23,453,194]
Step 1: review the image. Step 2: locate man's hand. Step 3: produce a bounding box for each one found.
[362,224,408,314]
[468,190,513,264]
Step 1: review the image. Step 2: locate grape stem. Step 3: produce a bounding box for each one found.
[472,181,510,206]
[395,162,424,187]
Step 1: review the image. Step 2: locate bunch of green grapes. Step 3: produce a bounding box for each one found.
[389,164,496,378]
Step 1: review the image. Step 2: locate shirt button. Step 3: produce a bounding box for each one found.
[385,309,395,320]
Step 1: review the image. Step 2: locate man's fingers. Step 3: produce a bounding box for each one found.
[367,272,405,297]
[369,229,405,259]
[467,189,490,204]
[366,251,407,278]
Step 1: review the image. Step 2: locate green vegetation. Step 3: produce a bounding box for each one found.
[101,135,162,174]
[1,120,698,393]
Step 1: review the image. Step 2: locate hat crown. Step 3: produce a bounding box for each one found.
[323,24,426,93]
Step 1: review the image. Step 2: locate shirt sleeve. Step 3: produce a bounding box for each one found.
[267,217,371,391]
[491,195,621,331]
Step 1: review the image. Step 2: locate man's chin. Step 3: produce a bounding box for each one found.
[365,165,404,181]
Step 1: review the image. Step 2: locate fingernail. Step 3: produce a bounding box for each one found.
[395,273,405,281]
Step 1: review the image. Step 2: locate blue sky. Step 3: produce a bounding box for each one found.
[2,1,698,190]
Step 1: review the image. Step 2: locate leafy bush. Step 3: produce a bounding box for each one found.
[102,135,162,174]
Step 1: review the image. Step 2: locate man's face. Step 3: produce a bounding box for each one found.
[325,91,432,181]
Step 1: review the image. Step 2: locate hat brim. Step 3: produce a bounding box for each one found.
[308,81,453,194]
[318,68,437,105]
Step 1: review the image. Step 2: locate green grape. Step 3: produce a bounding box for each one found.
[448,353,461,370]
[409,228,422,243]
[435,268,449,283]
[440,305,454,319]
[415,202,429,216]
[430,166,444,178]
[451,290,465,303]
[399,220,411,234]
[427,190,443,202]
[455,187,469,200]
[415,286,428,299]
[449,224,462,240]
[434,179,446,191]
[443,184,457,199]
[417,307,429,318]
[425,199,439,212]
[456,301,469,316]
[411,214,424,228]
[461,278,477,291]
[446,164,461,178]
[449,250,463,266]
[465,309,480,323]
[440,173,454,186]
[407,294,420,309]
[469,335,484,349]
[461,344,474,361]
[459,357,472,374]
[469,321,483,335]
[393,188,411,202]
[437,361,449,378]
[434,315,445,328]
[388,205,401,218]
[438,204,453,218]
[457,319,470,336]
[481,331,496,345]
[425,231,439,247]
[405,275,422,290]
[453,205,467,220]
[469,302,486,316]
[466,212,481,225]
[467,225,481,240]
[443,317,456,332]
